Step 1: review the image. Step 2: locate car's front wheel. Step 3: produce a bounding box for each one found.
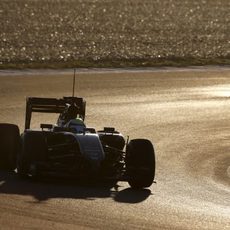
[0,123,20,171]
[125,139,155,189]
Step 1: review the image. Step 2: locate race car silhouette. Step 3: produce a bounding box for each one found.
[0,96,155,189]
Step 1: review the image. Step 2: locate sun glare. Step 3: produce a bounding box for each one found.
[212,86,230,97]
[202,85,230,98]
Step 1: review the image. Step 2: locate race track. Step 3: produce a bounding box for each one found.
[0,67,229,229]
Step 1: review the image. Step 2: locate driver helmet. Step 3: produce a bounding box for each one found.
[65,117,86,133]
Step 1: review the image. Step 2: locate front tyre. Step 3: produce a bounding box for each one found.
[0,123,20,171]
[125,139,155,189]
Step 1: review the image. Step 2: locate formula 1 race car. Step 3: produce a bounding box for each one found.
[0,96,155,189]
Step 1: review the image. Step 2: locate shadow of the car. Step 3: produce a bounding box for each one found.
[113,187,152,203]
[0,170,152,203]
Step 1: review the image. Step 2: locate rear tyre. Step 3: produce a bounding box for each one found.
[125,139,155,189]
[0,123,20,171]
[17,131,47,178]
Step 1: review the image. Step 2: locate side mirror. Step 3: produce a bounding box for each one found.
[40,124,53,130]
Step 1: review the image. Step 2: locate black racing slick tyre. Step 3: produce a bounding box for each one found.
[17,131,47,178]
[0,123,20,171]
[125,139,155,189]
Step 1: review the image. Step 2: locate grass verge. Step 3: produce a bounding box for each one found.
[1,56,229,69]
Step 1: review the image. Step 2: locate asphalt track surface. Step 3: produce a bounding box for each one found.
[0,67,229,229]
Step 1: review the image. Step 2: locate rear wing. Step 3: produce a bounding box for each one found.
[25,97,86,129]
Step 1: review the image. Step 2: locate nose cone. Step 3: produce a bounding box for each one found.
[75,133,105,170]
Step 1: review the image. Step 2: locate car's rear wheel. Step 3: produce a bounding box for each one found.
[0,123,20,171]
[17,131,47,178]
[125,139,155,189]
